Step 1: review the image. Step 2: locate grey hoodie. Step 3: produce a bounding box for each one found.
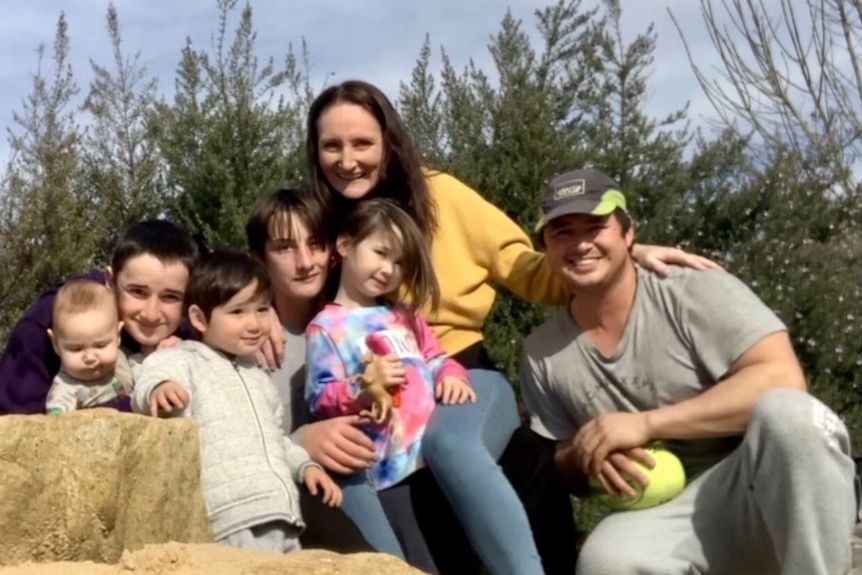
[133,340,316,541]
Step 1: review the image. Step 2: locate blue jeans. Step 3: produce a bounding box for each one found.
[337,470,404,558]
[422,368,544,575]
[338,369,544,575]
[338,470,440,574]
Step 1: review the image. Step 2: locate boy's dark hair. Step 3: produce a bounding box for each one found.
[111,219,199,275]
[185,250,271,320]
[246,188,330,259]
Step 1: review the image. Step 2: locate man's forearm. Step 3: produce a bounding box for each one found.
[645,359,806,440]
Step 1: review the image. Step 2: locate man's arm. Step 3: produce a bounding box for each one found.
[575,269,804,478]
[575,330,806,477]
[644,330,806,439]
[291,418,377,475]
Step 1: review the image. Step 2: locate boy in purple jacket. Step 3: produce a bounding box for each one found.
[0,220,198,414]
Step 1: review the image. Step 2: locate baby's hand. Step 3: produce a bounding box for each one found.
[304,465,342,507]
[149,381,190,417]
[436,376,476,405]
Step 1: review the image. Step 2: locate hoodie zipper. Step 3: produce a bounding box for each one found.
[232,361,297,521]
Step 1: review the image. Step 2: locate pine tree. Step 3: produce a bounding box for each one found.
[81,3,167,262]
[0,14,94,343]
[399,0,693,379]
[151,0,312,250]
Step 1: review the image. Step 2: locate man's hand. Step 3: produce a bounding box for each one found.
[593,448,656,499]
[435,376,476,405]
[631,244,722,277]
[296,416,377,475]
[149,381,190,417]
[304,465,343,507]
[574,411,652,478]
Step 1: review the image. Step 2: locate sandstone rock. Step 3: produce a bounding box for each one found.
[0,543,426,575]
[0,410,212,565]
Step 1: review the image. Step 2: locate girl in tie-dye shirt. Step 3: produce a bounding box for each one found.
[305,199,477,557]
[306,304,470,489]
[306,198,475,484]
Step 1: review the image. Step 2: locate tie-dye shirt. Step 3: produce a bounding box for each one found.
[305,303,468,490]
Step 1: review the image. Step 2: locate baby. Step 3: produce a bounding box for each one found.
[46,280,132,415]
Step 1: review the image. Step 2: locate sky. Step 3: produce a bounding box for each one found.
[0,0,730,162]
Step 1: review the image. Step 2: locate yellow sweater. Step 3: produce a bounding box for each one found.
[420,171,570,355]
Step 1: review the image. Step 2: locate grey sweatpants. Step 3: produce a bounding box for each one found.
[577,388,857,575]
[218,520,302,553]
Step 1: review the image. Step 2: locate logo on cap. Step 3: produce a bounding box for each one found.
[553,179,586,201]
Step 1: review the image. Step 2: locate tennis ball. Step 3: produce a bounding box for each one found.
[590,446,686,511]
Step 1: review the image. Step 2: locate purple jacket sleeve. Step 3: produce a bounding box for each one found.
[0,269,133,415]
[0,314,58,415]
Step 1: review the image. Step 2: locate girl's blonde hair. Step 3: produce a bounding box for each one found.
[338,198,439,313]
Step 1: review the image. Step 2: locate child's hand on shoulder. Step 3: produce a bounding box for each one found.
[304,465,342,507]
[254,307,285,371]
[436,376,476,405]
[149,381,190,417]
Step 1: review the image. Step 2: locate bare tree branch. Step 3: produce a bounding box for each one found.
[671,0,862,189]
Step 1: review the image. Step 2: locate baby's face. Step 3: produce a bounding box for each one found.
[53,308,121,382]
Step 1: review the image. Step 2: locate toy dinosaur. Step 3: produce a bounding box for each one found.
[354,352,394,423]
[354,334,403,423]
[367,333,403,407]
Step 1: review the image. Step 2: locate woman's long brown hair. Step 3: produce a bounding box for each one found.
[306,80,437,241]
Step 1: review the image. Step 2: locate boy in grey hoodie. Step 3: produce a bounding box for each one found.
[133,250,341,552]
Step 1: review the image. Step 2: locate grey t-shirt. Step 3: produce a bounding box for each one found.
[269,324,310,436]
[520,266,787,477]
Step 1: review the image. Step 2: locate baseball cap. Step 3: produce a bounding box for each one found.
[535,168,628,232]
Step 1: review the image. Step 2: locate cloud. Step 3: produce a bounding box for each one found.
[0,0,724,163]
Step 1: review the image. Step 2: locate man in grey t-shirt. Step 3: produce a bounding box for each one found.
[520,168,857,575]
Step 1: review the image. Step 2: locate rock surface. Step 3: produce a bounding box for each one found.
[0,410,212,565]
[0,543,425,575]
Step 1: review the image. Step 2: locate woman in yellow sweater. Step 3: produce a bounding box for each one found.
[304,79,715,575]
